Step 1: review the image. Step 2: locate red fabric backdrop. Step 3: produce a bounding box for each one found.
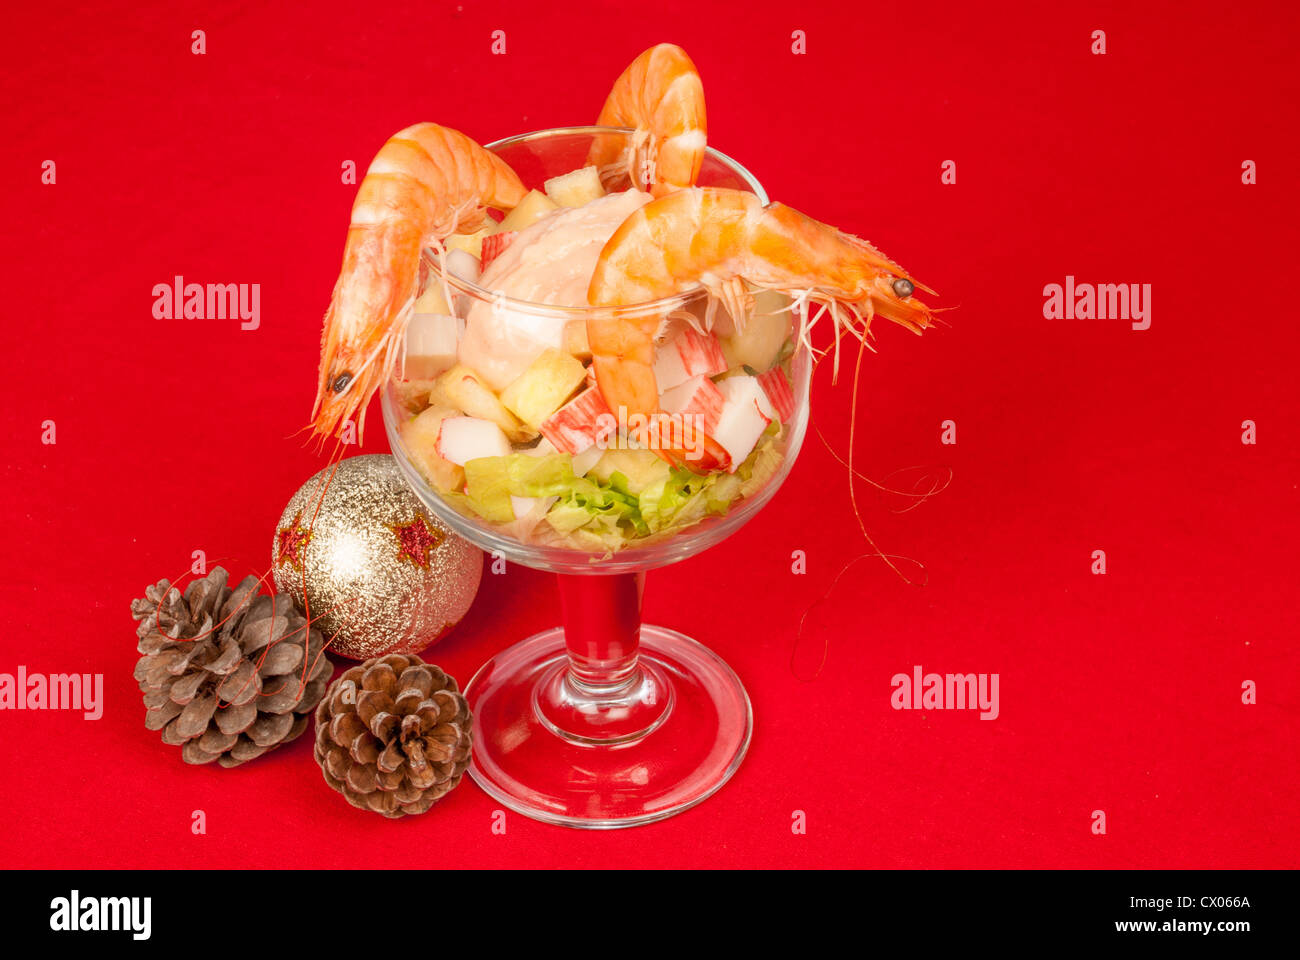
[2,0,1296,868]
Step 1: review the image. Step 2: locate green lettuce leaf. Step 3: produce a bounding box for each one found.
[461,453,583,523]
[450,431,784,550]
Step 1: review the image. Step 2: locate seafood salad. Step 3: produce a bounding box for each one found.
[310,44,933,553]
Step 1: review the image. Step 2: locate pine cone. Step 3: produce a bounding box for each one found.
[314,654,472,818]
[130,566,330,767]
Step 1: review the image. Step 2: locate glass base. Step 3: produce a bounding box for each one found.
[465,624,752,829]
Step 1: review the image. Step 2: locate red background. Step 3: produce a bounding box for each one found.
[2,0,1296,868]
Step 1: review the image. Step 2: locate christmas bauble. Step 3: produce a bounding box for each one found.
[272,454,482,660]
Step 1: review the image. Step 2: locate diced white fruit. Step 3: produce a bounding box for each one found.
[499,349,588,429]
[712,376,772,472]
[540,386,613,455]
[444,248,481,285]
[660,375,725,435]
[495,189,559,233]
[720,290,793,372]
[404,312,462,380]
[654,327,728,391]
[436,416,512,466]
[543,165,605,208]
[522,437,560,457]
[571,443,604,477]
[438,364,534,442]
[511,495,559,538]
[446,228,490,259]
[401,405,466,493]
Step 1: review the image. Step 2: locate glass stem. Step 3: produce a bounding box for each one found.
[557,572,644,689]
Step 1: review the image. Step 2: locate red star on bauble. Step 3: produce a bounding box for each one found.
[389,514,443,569]
[276,512,313,571]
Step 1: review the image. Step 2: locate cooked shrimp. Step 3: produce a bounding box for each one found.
[311,123,525,443]
[590,43,707,197]
[586,187,934,469]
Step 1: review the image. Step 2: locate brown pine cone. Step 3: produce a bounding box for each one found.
[130,566,330,767]
[314,653,472,818]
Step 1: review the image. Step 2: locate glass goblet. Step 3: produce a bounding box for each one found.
[382,126,812,828]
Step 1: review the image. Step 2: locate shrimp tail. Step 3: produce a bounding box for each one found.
[591,43,707,196]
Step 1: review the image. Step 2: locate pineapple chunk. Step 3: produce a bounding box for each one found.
[413,280,451,315]
[394,372,456,418]
[394,377,441,414]
[563,318,591,360]
[543,165,604,208]
[446,227,490,259]
[439,364,535,442]
[719,290,793,372]
[401,405,466,494]
[494,189,559,234]
[424,374,455,410]
[500,349,587,429]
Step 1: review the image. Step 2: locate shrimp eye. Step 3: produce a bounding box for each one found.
[892,278,915,299]
[332,372,353,394]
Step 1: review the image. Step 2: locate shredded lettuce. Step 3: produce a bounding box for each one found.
[447,428,783,550]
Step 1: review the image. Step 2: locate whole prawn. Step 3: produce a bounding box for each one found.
[311,122,525,443]
[586,187,934,469]
[590,43,707,196]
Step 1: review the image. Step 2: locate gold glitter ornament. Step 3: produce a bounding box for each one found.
[272,455,482,660]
